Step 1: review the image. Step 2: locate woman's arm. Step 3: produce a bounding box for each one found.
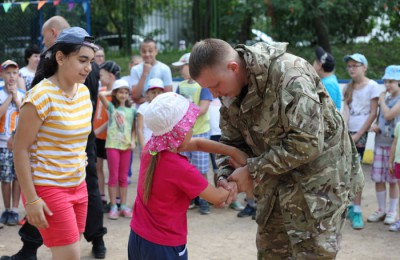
[14,103,52,229]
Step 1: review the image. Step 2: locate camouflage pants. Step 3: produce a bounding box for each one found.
[256,199,344,260]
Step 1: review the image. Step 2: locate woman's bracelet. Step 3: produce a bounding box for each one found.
[26,197,42,206]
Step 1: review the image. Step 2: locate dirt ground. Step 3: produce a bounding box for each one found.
[1,153,400,259]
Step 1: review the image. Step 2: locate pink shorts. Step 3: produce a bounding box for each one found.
[394,163,400,180]
[29,182,88,247]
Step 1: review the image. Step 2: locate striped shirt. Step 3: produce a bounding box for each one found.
[23,79,93,187]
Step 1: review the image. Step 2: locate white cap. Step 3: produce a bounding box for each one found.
[112,79,130,91]
[146,78,165,91]
[172,53,190,66]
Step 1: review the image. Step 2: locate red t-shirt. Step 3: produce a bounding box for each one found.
[131,149,208,246]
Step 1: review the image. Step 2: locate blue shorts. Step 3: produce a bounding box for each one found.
[181,132,210,174]
[0,147,16,183]
[128,230,187,260]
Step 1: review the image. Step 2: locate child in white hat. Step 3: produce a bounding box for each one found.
[99,79,136,220]
[128,92,247,259]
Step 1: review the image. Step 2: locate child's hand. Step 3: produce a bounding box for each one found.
[389,163,394,175]
[370,124,380,134]
[229,149,248,168]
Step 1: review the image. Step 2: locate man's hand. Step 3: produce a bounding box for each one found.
[227,165,253,193]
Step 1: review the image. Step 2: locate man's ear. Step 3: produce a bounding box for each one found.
[227,61,239,73]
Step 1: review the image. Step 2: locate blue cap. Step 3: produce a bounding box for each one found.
[46,27,98,55]
[382,65,400,81]
[343,53,368,66]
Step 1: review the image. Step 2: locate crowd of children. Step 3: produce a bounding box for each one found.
[1,24,400,259]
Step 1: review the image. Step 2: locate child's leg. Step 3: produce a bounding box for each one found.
[388,182,399,214]
[1,182,11,209]
[12,179,21,208]
[106,149,120,206]
[375,182,387,211]
[118,150,132,206]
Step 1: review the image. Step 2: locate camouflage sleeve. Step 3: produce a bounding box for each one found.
[217,107,253,178]
[247,68,324,179]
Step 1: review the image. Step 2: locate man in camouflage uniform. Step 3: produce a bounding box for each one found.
[189,39,364,259]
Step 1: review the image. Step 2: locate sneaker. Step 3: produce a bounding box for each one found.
[188,200,196,209]
[102,200,110,213]
[351,212,364,229]
[367,210,386,222]
[120,207,133,218]
[346,205,354,220]
[384,212,397,225]
[0,211,8,225]
[92,237,107,259]
[7,212,18,226]
[199,198,210,215]
[108,206,119,220]
[237,204,256,218]
[229,201,244,211]
[389,219,400,232]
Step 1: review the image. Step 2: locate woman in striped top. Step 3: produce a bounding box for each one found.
[13,27,98,260]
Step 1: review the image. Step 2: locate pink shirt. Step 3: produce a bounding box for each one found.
[131,149,208,246]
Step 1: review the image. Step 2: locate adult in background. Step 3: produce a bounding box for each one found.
[189,39,364,259]
[18,45,41,91]
[1,16,107,260]
[313,46,342,111]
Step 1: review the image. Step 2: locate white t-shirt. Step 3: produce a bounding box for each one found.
[209,98,221,136]
[130,61,173,96]
[0,87,25,147]
[19,67,35,90]
[137,102,152,145]
[346,80,381,132]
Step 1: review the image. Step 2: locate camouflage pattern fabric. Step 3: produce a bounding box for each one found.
[216,42,364,258]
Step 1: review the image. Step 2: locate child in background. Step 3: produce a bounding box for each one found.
[94,60,121,210]
[173,53,214,215]
[128,92,247,260]
[368,65,400,225]
[343,53,381,229]
[99,79,136,220]
[0,60,24,226]
[137,78,164,149]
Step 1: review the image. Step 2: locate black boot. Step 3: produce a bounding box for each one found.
[92,237,106,259]
[0,244,38,260]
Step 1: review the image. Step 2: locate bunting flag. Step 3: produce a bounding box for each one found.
[37,0,46,10]
[20,2,30,12]
[3,3,12,13]
[82,2,88,13]
[68,2,74,12]
[53,0,61,6]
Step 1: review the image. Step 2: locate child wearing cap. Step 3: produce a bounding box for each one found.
[343,53,382,230]
[98,79,136,220]
[13,27,97,259]
[0,60,25,227]
[94,60,121,210]
[172,53,214,215]
[128,92,247,260]
[137,78,165,149]
[371,65,400,231]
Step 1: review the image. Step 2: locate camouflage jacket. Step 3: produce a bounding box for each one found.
[218,42,364,244]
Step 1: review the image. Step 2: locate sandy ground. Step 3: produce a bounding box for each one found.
[1,152,400,259]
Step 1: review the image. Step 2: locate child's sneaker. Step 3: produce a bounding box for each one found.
[351,212,364,230]
[389,219,400,232]
[108,206,119,220]
[7,211,18,226]
[229,201,244,211]
[120,207,133,218]
[367,210,386,222]
[384,212,397,225]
